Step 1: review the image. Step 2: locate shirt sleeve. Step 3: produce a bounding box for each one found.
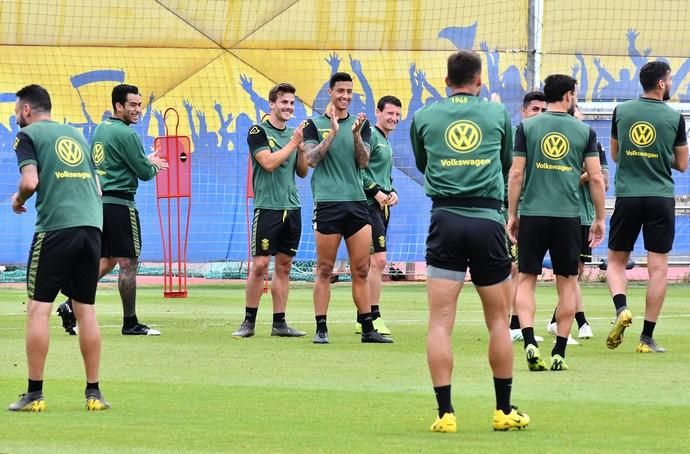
[362,170,380,197]
[500,108,513,178]
[584,128,598,157]
[247,125,269,156]
[597,142,608,168]
[610,108,618,140]
[410,116,427,173]
[14,131,37,170]
[360,120,371,146]
[674,115,687,146]
[513,123,527,156]
[122,131,158,181]
[302,119,319,145]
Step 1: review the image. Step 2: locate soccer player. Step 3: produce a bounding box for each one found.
[232,83,308,338]
[355,95,402,336]
[606,61,688,352]
[303,72,392,344]
[546,105,609,342]
[9,85,110,411]
[57,84,167,336]
[507,74,606,372]
[411,50,529,433]
[521,91,548,117]
[509,91,547,343]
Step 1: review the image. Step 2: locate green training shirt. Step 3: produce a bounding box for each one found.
[514,111,598,218]
[410,93,512,224]
[247,120,300,210]
[611,97,686,197]
[303,113,371,202]
[15,120,102,232]
[92,118,158,207]
[362,125,395,206]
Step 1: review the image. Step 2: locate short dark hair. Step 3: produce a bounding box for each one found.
[447,50,482,87]
[329,72,353,89]
[522,90,547,108]
[268,83,296,103]
[376,95,402,111]
[111,84,139,110]
[543,74,577,103]
[639,61,671,92]
[16,84,52,112]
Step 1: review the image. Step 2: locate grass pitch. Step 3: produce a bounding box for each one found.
[1,282,688,453]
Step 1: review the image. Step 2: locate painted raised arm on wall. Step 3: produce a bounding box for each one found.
[325,52,341,74]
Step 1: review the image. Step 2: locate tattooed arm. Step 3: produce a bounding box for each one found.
[352,112,371,168]
[304,105,339,167]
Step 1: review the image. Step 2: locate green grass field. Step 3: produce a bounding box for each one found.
[1,282,688,453]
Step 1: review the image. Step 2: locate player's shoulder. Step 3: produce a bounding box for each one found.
[370,125,387,144]
[64,124,89,144]
[480,98,509,119]
[521,112,543,127]
[309,113,330,124]
[556,113,591,135]
[23,119,58,133]
[371,124,385,137]
[19,121,43,136]
[615,98,641,113]
[482,97,507,112]
[104,118,137,137]
[412,100,441,122]
[248,123,266,136]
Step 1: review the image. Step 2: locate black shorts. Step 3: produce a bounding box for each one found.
[580,225,592,264]
[102,203,141,258]
[251,208,301,257]
[608,196,675,253]
[425,210,510,286]
[368,204,390,253]
[313,201,370,239]
[518,216,580,277]
[26,227,101,304]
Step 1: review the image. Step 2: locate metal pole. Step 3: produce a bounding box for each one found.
[526,0,544,91]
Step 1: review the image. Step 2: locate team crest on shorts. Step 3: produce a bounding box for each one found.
[261,238,269,251]
[378,235,386,248]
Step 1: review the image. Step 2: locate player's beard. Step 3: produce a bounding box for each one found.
[126,111,139,125]
[16,112,27,128]
[663,86,671,101]
[567,101,576,116]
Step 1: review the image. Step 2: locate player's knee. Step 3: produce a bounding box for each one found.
[27,302,52,321]
[647,261,668,277]
[428,317,453,335]
[250,260,269,278]
[350,261,370,281]
[315,262,334,280]
[371,255,386,271]
[118,258,137,274]
[273,260,292,277]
